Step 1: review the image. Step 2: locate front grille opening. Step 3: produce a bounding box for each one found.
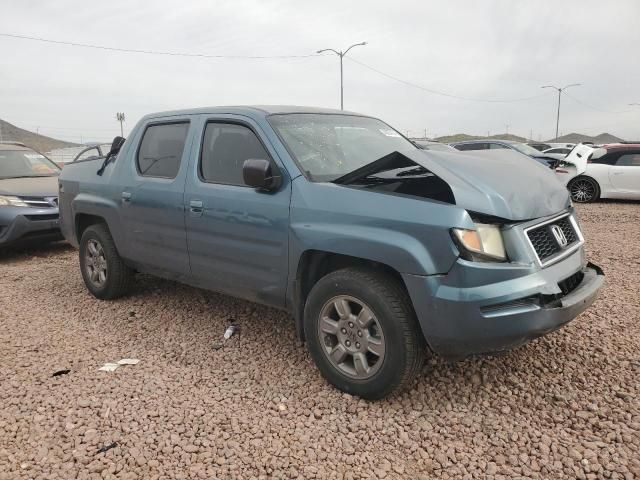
[540,270,585,306]
[22,229,60,238]
[526,215,579,263]
[24,214,59,221]
[558,270,584,296]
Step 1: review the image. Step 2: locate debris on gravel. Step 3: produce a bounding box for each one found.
[1,203,639,479]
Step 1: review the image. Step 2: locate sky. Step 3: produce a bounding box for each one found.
[1,0,639,143]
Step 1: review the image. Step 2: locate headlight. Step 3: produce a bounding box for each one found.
[452,224,507,262]
[0,196,28,207]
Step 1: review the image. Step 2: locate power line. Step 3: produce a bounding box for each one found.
[563,92,634,114]
[0,32,320,59]
[346,57,552,103]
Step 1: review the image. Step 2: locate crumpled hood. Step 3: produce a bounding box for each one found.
[402,148,570,221]
[0,176,60,197]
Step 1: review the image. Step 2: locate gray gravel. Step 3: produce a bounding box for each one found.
[1,202,639,479]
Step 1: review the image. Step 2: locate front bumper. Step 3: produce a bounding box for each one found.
[403,248,604,359]
[0,208,62,246]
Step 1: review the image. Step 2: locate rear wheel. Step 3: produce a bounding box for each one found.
[304,267,425,399]
[79,224,133,299]
[568,176,600,203]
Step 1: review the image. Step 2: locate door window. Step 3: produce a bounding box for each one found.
[615,153,640,167]
[199,123,270,185]
[489,143,508,149]
[137,122,190,178]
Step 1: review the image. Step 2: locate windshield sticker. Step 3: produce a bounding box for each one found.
[379,128,401,137]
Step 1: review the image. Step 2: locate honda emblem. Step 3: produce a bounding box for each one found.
[550,224,568,248]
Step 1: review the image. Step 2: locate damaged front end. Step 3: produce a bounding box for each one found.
[333,148,571,222]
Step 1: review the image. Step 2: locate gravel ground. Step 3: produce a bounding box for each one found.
[1,202,639,479]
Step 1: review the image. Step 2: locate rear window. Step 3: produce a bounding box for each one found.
[137,122,189,178]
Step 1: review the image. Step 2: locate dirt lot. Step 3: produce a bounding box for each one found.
[1,202,639,479]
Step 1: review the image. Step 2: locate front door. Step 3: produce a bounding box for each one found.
[119,120,193,277]
[184,116,291,307]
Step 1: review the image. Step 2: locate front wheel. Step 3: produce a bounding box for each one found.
[304,267,425,399]
[568,176,600,203]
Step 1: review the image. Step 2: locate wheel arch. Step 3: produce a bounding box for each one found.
[292,250,411,342]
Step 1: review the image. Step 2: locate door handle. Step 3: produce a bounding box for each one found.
[189,200,204,217]
[612,171,624,175]
[121,191,132,202]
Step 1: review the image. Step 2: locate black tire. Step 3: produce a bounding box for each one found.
[304,267,425,399]
[79,223,133,299]
[568,176,600,203]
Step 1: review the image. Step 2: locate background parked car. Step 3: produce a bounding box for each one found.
[528,142,552,152]
[556,143,640,202]
[542,146,572,161]
[0,143,62,246]
[72,144,112,163]
[450,140,559,167]
[414,140,458,152]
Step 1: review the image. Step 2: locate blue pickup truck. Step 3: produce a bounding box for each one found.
[58,106,604,399]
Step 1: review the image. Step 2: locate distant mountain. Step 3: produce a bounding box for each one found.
[0,119,78,153]
[434,133,527,143]
[546,132,624,144]
[427,131,626,145]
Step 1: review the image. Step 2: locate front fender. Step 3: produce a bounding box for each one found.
[288,179,468,278]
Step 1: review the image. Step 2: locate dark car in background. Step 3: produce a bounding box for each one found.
[414,140,458,152]
[528,142,552,152]
[450,140,560,167]
[0,143,62,247]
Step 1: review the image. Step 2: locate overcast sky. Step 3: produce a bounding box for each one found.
[1,0,639,143]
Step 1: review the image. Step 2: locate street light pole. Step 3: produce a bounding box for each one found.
[541,84,581,140]
[317,42,367,110]
[116,112,126,137]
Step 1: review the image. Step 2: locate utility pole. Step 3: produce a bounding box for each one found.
[541,83,581,140]
[505,124,510,136]
[317,42,367,110]
[116,112,126,137]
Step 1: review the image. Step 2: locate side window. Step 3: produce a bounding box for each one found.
[489,143,507,149]
[200,123,270,185]
[137,122,189,178]
[616,153,640,167]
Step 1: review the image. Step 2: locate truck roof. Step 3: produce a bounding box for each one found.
[143,105,366,121]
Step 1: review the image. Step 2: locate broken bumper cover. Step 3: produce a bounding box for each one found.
[0,209,62,246]
[403,250,604,359]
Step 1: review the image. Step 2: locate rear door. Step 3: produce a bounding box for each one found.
[609,152,640,194]
[118,119,194,276]
[184,115,291,307]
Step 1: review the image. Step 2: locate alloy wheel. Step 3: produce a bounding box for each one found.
[85,239,107,287]
[570,178,596,202]
[317,295,386,379]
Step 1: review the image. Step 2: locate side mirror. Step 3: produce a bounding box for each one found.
[109,136,126,156]
[243,159,281,191]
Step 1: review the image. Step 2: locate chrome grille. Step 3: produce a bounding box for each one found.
[18,196,58,208]
[525,214,582,266]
